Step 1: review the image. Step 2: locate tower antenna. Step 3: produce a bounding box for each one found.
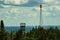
[40,5,43,27]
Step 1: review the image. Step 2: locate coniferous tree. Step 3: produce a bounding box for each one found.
[0,20,7,40]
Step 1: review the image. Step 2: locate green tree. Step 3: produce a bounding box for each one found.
[0,20,7,40]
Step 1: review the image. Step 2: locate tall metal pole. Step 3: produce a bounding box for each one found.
[40,5,43,27]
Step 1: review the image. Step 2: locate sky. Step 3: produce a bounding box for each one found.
[0,0,60,26]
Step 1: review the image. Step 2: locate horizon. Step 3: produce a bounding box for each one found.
[5,25,60,27]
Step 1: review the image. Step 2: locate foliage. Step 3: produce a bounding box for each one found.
[0,20,60,40]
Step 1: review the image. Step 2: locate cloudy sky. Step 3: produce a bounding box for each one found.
[0,0,60,26]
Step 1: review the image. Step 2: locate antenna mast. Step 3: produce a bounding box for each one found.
[40,5,43,27]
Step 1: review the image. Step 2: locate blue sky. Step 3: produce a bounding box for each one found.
[0,0,60,26]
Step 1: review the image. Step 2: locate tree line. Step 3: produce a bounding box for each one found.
[0,20,60,40]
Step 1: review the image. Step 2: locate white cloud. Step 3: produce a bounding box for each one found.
[28,13,37,18]
[7,7,38,19]
[33,6,51,17]
[55,1,60,4]
[4,0,28,5]
[55,6,60,10]
[42,8,57,17]
[34,6,40,11]
[47,5,60,11]
[42,11,51,16]
[41,4,60,17]
[43,0,55,3]
[9,8,20,13]
[43,0,60,4]
[53,13,56,16]
[0,0,40,7]
[0,12,3,15]
[0,0,3,1]
[0,4,11,8]
[5,16,11,18]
